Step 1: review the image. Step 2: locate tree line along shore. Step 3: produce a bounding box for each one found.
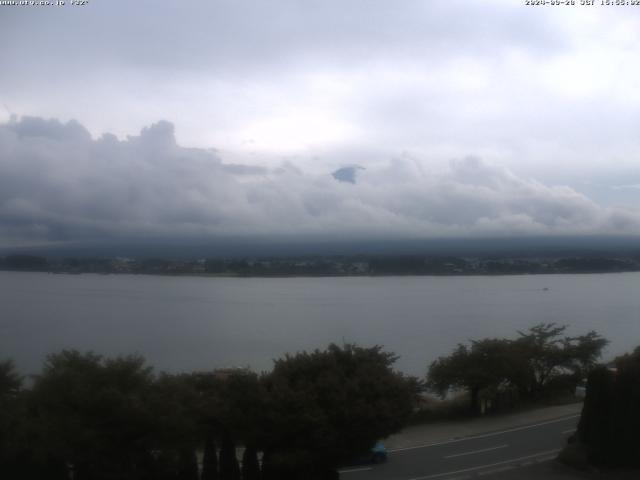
[2,323,638,479]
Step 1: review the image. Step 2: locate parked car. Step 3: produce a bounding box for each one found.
[345,441,388,466]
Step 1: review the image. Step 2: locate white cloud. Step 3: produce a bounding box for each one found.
[1,116,638,247]
[2,2,640,246]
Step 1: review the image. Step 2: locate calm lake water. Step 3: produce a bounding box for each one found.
[1,271,639,376]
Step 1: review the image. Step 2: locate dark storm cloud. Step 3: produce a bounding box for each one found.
[0,116,638,247]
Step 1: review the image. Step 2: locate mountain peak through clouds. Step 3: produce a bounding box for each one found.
[332,165,365,184]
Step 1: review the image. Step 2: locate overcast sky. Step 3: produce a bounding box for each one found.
[1,0,640,248]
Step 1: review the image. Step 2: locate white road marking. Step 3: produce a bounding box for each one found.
[388,414,579,453]
[477,465,515,476]
[444,444,508,459]
[338,466,373,474]
[407,448,561,480]
[561,428,576,434]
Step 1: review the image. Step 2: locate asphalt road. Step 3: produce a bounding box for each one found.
[339,414,579,480]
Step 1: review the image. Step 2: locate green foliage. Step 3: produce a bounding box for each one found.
[0,359,22,399]
[577,366,615,464]
[513,323,606,397]
[563,330,611,380]
[0,359,26,476]
[1,343,417,479]
[241,446,261,480]
[215,371,266,446]
[148,373,201,450]
[428,339,516,413]
[201,434,219,480]
[427,324,608,413]
[261,343,417,476]
[610,347,640,465]
[577,347,640,467]
[30,350,156,480]
[219,432,241,480]
[177,448,199,480]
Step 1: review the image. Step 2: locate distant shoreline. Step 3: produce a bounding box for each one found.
[3,269,640,279]
[2,252,640,278]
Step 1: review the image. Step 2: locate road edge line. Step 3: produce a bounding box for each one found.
[444,444,508,459]
[408,448,561,480]
[338,466,373,474]
[389,414,579,453]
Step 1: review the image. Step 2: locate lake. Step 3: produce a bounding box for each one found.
[1,271,638,376]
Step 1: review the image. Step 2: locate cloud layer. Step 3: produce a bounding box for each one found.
[3,0,640,194]
[1,116,638,248]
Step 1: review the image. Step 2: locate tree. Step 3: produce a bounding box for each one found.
[575,346,640,467]
[0,360,21,399]
[576,366,615,464]
[213,370,266,449]
[147,373,203,479]
[513,324,607,398]
[177,448,199,480]
[30,350,156,480]
[189,369,264,480]
[0,359,26,476]
[427,339,514,413]
[215,373,262,480]
[563,330,610,380]
[0,357,68,479]
[201,433,219,480]
[427,324,608,412]
[609,346,640,465]
[241,445,260,480]
[218,432,241,480]
[261,344,417,479]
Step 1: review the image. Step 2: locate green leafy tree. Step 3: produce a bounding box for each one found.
[177,448,199,480]
[563,330,610,380]
[30,350,156,480]
[261,344,417,479]
[188,370,264,480]
[0,359,27,476]
[201,433,219,480]
[189,369,265,480]
[609,346,640,465]
[241,446,260,480]
[428,325,608,412]
[576,366,615,464]
[427,339,514,413]
[219,432,241,480]
[576,346,640,467]
[0,360,21,399]
[149,373,201,447]
[217,373,263,480]
[145,372,206,480]
[215,371,266,448]
[513,323,607,397]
